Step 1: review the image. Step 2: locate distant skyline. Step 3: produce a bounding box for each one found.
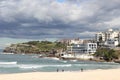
[0,0,120,48]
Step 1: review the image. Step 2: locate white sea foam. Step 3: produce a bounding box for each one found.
[73,64,114,67]
[51,57,60,60]
[19,64,72,69]
[2,53,14,54]
[52,64,72,67]
[73,64,98,67]
[0,61,18,68]
[0,61,17,65]
[70,60,77,62]
[19,65,42,69]
[43,57,60,60]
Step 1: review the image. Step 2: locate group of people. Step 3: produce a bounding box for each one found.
[57,68,83,72]
[57,69,64,72]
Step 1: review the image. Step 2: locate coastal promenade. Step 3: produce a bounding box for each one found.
[0,69,119,80]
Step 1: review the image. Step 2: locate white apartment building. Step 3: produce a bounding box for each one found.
[104,38,119,47]
[95,29,120,47]
[105,29,119,40]
[95,32,106,42]
[67,43,97,54]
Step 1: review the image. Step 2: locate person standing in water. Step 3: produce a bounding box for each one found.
[81,68,83,72]
[57,69,59,72]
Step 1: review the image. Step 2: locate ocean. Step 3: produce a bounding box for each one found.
[0,53,120,74]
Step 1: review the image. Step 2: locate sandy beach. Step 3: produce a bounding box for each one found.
[0,69,119,80]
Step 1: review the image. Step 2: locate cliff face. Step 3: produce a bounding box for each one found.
[3,41,66,55]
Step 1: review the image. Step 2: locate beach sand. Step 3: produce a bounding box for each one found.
[0,69,119,80]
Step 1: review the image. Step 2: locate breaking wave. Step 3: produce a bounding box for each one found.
[19,64,72,69]
[0,61,17,65]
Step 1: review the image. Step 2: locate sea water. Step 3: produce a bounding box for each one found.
[0,53,120,74]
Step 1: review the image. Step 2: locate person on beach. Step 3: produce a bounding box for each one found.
[57,69,59,72]
[62,69,64,72]
[81,68,83,72]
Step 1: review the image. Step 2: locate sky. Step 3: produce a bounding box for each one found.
[0,0,120,48]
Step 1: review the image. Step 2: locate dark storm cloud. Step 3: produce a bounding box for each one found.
[0,0,120,39]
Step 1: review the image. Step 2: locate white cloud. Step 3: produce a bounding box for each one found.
[0,0,120,40]
[0,0,100,23]
[104,17,120,27]
[76,31,96,39]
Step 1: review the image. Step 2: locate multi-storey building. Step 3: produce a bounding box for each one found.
[60,42,97,59]
[95,32,106,42]
[95,29,120,47]
[67,42,97,54]
[95,29,119,41]
[105,29,119,40]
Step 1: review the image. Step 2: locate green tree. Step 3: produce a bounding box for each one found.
[94,48,118,61]
[55,42,66,50]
